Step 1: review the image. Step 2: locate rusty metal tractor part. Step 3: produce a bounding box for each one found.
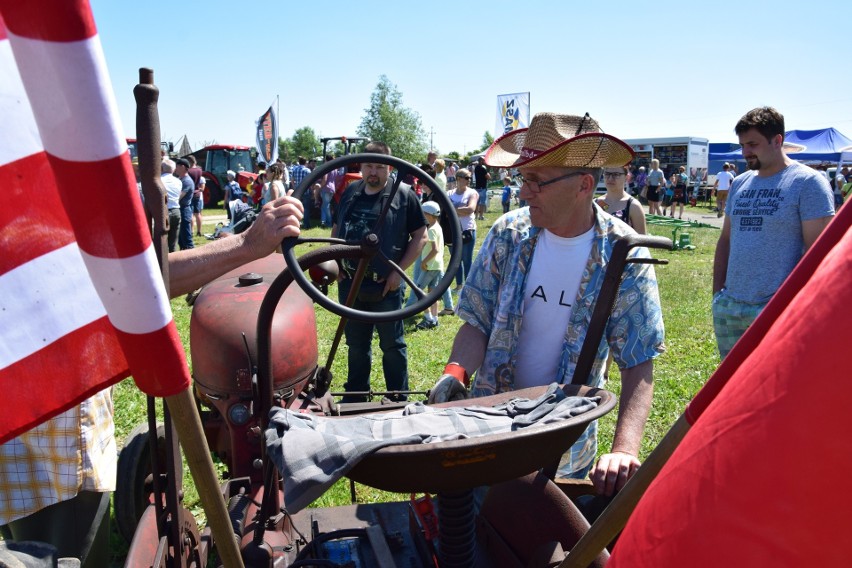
[190,254,318,482]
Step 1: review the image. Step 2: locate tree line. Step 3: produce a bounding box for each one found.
[277,75,494,165]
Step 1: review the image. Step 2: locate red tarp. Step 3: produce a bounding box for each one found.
[609,205,852,565]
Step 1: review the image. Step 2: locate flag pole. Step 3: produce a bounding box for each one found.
[135,68,245,568]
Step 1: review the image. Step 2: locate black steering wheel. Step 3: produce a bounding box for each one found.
[283,153,462,323]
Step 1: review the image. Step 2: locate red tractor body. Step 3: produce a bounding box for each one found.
[190,255,317,481]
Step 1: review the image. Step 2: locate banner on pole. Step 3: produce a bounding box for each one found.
[495,92,530,138]
[255,101,278,165]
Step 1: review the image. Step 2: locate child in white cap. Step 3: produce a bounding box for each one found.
[414,201,445,330]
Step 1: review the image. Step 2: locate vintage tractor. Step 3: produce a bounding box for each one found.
[117,153,672,567]
[319,136,369,161]
[185,144,257,207]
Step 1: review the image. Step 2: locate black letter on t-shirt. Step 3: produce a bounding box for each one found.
[531,285,547,302]
[558,290,572,307]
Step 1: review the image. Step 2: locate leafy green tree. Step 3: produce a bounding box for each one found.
[326,140,347,157]
[480,131,494,152]
[357,75,427,163]
[288,127,321,161]
[278,137,294,163]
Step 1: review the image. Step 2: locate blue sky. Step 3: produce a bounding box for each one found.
[91,0,850,156]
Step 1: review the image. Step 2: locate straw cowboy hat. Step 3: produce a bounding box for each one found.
[485,112,634,169]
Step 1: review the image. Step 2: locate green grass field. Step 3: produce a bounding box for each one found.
[109,201,723,562]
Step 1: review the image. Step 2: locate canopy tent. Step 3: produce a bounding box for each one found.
[786,128,852,161]
[708,127,852,162]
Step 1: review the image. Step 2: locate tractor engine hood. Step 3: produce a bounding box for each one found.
[190,254,317,396]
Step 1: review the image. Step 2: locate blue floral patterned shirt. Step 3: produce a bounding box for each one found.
[457,203,665,475]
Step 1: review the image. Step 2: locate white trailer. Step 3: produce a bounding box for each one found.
[626,136,710,189]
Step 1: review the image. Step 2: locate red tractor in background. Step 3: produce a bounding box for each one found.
[185,144,257,207]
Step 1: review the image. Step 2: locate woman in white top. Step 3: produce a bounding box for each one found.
[262,163,285,206]
[448,168,479,291]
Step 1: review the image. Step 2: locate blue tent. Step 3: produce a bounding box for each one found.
[708,128,852,162]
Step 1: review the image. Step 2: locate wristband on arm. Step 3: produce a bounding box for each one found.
[443,363,469,387]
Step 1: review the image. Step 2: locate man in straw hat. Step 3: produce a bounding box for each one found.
[429,112,665,497]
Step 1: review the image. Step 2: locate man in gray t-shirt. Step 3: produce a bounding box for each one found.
[712,107,834,358]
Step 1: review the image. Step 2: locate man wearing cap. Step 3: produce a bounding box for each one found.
[174,158,195,250]
[333,141,427,403]
[430,112,665,497]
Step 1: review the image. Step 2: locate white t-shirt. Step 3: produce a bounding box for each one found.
[716,170,734,191]
[514,227,595,389]
[449,188,478,230]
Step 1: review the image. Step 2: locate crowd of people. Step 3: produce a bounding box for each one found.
[2,105,840,566]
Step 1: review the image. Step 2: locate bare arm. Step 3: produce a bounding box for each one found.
[630,199,647,235]
[420,240,438,269]
[802,216,833,251]
[455,192,478,216]
[446,322,488,376]
[590,358,654,496]
[712,216,732,294]
[168,195,303,297]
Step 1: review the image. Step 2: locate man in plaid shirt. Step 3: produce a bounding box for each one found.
[290,156,314,229]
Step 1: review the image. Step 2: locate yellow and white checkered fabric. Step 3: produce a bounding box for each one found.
[0,389,116,525]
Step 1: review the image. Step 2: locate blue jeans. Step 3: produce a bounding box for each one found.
[404,261,422,308]
[320,191,333,227]
[178,205,194,249]
[338,280,408,402]
[452,230,476,286]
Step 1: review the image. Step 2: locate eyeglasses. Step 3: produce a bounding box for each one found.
[603,171,626,179]
[457,175,470,180]
[518,171,588,193]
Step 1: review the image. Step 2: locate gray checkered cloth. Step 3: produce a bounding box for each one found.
[265,383,599,513]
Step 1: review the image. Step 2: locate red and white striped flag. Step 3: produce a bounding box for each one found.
[0,1,191,443]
